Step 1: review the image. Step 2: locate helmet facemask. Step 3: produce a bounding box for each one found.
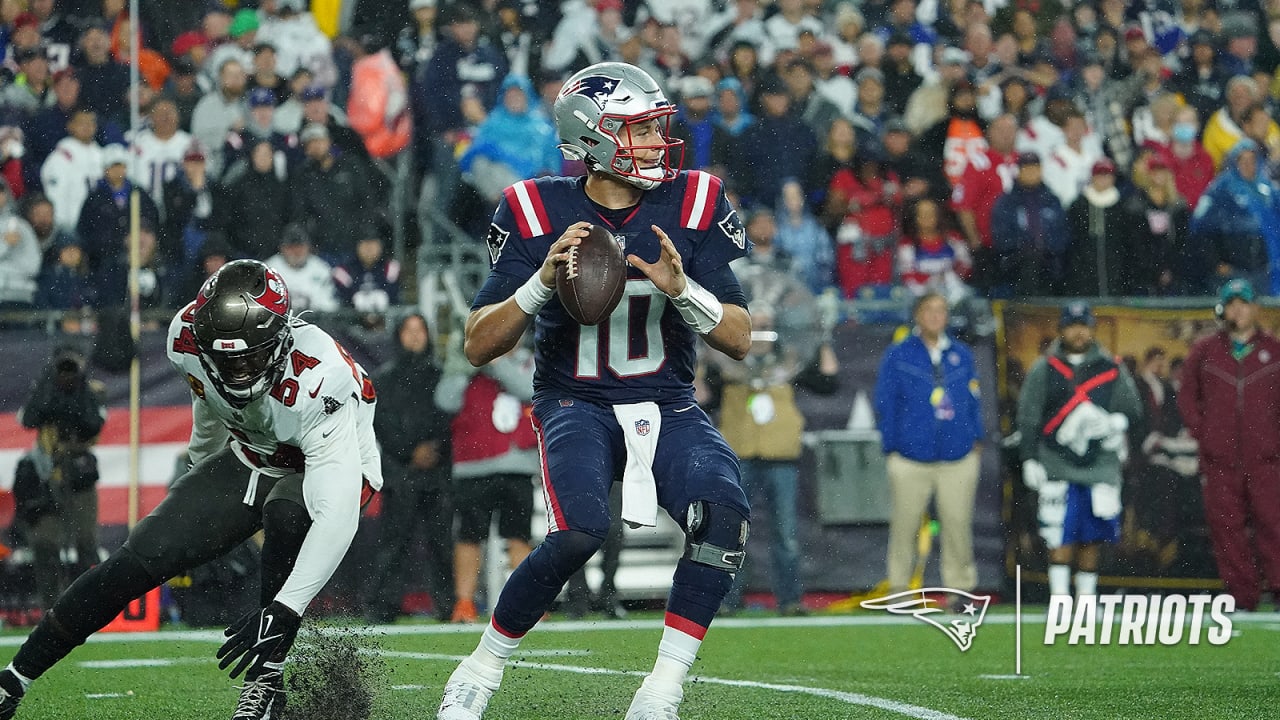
[190,259,297,410]
[198,324,293,408]
[595,109,683,190]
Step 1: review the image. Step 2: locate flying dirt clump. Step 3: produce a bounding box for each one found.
[280,625,388,720]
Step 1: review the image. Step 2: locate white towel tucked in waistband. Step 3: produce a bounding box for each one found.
[612,401,662,528]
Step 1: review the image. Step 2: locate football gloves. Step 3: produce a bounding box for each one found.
[1021,459,1048,492]
[217,600,300,679]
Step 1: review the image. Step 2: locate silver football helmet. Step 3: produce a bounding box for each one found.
[552,62,683,190]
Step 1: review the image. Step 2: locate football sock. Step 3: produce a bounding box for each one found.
[457,621,519,689]
[640,559,735,697]
[4,664,31,692]
[648,626,699,695]
[478,620,521,666]
[668,558,733,628]
[491,529,602,636]
[1075,571,1098,597]
[13,610,85,682]
[1048,564,1071,596]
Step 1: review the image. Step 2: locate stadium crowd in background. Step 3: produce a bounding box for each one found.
[0,0,1277,321]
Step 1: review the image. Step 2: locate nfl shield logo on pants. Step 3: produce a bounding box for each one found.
[635,419,651,436]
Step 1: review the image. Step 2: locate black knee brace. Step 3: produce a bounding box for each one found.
[683,501,749,571]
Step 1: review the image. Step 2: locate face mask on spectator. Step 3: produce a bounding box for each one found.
[1172,122,1197,144]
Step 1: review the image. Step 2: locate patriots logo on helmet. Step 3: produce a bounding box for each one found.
[561,75,631,112]
[860,589,991,651]
[254,270,290,316]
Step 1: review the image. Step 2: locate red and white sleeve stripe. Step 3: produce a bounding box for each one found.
[680,171,721,231]
[503,179,552,238]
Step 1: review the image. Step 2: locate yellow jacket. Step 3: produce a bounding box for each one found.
[1203,107,1280,169]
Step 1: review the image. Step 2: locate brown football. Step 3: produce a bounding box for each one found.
[556,224,627,326]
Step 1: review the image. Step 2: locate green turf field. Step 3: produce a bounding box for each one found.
[0,609,1277,719]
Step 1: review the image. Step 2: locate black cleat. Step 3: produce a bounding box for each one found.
[0,669,25,720]
[232,668,285,720]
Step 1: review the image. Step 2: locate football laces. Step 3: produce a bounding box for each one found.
[565,246,580,280]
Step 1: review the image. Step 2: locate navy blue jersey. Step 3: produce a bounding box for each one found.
[473,171,749,406]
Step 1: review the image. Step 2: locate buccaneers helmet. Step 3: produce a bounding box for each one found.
[552,62,683,190]
[191,259,294,407]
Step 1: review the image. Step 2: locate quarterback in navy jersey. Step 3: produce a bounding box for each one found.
[437,62,753,720]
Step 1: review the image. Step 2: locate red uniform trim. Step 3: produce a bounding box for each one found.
[680,171,720,230]
[503,180,551,238]
[490,615,527,639]
[530,411,568,532]
[1047,355,1074,380]
[663,611,708,641]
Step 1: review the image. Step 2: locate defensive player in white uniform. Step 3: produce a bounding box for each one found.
[0,259,382,720]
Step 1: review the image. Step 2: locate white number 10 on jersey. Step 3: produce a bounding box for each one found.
[576,279,667,378]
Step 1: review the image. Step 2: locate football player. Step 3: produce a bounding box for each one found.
[0,259,382,720]
[436,61,753,720]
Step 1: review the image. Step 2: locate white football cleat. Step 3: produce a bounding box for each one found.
[624,682,682,720]
[436,657,502,720]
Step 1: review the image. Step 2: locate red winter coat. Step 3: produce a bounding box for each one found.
[450,373,537,463]
[1178,329,1280,463]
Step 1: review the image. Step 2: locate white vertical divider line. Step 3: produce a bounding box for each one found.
[1015,564,1023,676]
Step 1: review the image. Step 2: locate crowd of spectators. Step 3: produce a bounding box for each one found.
[405,0,1280,307]
[2,0,1280,324]
[402,0,1280,307]
[0,0,401,322]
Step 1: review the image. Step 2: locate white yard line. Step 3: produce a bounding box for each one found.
[71,644,971,719]
[379,650,971,720]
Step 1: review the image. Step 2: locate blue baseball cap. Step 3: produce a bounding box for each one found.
[1219,278,1256,304]
[1059,301,1095,328]
[247,87,276,108]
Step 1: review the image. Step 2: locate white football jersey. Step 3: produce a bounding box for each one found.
[129,129,193,209]
[40,138,103,230]
[166,302,383,612]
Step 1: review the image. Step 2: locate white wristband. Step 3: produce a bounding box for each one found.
[513,273,555,315]
[670,278,724,334]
